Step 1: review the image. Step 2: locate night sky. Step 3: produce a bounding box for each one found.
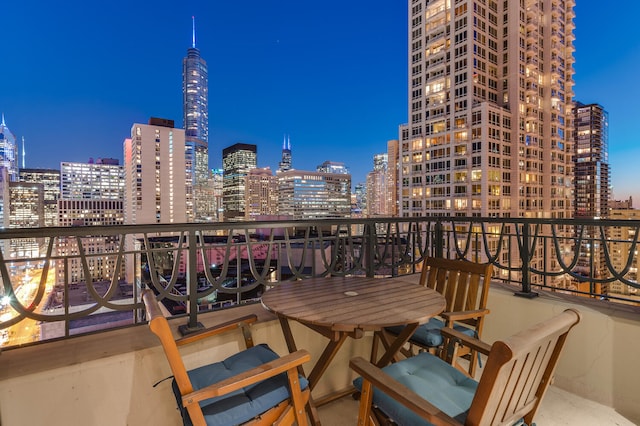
[1,0,639,201]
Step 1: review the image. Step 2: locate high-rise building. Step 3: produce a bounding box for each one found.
[222,143,257,221]
[60,159,124,201]
[404,0,575,287]
[0,114,19,182]
[56,159,125,284]
[402,0,574,220]
[353,183,366,217]
[123,118,189,224]
[316,160,349,175]
[572,102,610,294]
[183,17,209,221]
[277,169,351,219]
[58,159,124,227]
[19,168,60,227]
[245,167,278,220]
[211,168,224,221]
[573,103,609,219]
[366,153,392,217]
[6,181,44,258]
[278,135,292,172]
[387,139,400,217]
[609,202,639,297]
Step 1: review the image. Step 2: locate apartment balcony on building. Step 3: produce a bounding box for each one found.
[0,217,639,425]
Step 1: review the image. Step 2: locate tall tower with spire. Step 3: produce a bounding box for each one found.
[0,114,19,181]
[278,135,292,172]
[183,16,209,221]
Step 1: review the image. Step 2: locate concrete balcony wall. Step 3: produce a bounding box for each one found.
[1,282,639,425]
[0,304,370,426]
[484,283,640,424]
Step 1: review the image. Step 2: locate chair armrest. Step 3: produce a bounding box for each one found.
[175,314,258,346]
[441,308,490,322]
[440,327,492,356]
[182,349,311,408]
[349,357,462,426]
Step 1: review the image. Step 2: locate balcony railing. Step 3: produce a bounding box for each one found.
[1,217,639,348]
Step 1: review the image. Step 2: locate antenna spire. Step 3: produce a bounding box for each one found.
[1,113,5,127]
[192,16,196,48]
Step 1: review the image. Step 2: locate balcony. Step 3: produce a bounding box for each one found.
[1,218,639,424]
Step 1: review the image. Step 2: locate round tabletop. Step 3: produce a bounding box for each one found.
[261,276,445,333]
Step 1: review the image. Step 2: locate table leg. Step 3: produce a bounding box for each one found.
[277,315,323,426]
[307,332,349,391]
[375,323,419,368]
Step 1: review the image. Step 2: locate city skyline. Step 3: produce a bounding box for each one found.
[1,0,640,201]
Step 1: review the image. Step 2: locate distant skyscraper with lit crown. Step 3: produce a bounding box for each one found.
[278,135,292,172]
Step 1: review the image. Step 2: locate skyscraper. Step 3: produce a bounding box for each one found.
[183,16,209,221]
[278,135,292,172]
[366,153,392,217]
[123,118,189,224]
[0,114,19,182]
[19,168,61,227]
[58,159,124,227]
[573,103,609,219]
[245,167,278,220]
[572,102,610,294]
[402,0,574,220]
[404,0,575,288]
[222,143,257,221]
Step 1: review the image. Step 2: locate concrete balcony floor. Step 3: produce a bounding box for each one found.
[318,385,635,425]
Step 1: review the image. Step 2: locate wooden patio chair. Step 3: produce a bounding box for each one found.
[352,308,581,426]
[142,289,311,426]
[381,257,493,377]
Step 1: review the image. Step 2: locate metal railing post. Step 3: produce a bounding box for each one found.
[365,223,376,278]
[179,229,204,334]
[515,222,538,298]
[434,221,444,258]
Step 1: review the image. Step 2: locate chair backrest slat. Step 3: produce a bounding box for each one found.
[420,257,492,325]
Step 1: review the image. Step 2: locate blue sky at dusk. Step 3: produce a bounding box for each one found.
[1,0,639,201]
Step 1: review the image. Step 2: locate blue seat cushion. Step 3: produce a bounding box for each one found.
[386,317,476,348]
[353,351,478,426]
[171,344,309,426]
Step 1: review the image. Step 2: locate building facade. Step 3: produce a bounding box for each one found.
[403,0,575,286]
[123,118,189,225]
[277,169,351,220]
[366,153,393,217]
[245,167,278,220]
[222,143,257,221]
[572,103,610,292]
[19,168,60,227]
[573,103,609,219]
[56,159,125,285]
[403,0,574,219]
[7,181,44,258]
[609,205,639,298]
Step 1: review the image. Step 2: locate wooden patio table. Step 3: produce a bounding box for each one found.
[261,276,445,425]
